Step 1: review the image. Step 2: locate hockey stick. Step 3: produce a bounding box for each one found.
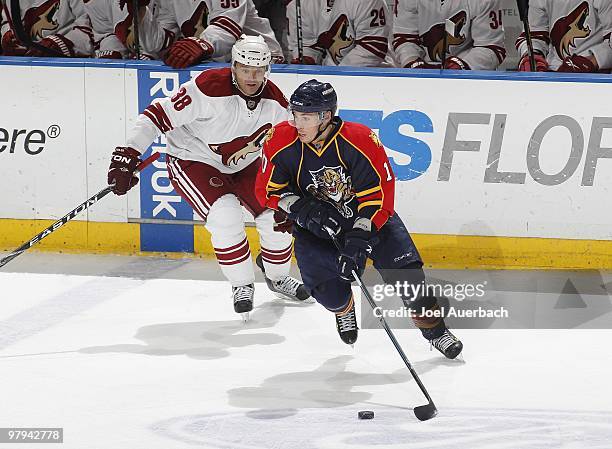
[132,0,141,60]
[441,19,458,70]
[325,227,438,422]
[517,0,536,71]
[295,0,304,63]
[0,152,159,269]
[8,0,64,57]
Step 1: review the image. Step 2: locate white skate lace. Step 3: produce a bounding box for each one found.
[430,330,457,352]
[233,285,254,304]
[336,310,357,333]
[273,276,301,296]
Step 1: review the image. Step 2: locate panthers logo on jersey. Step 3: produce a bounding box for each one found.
[306,166,354,218]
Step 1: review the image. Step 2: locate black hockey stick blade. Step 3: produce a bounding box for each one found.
[516,0,529,22]
[414,403,438,421]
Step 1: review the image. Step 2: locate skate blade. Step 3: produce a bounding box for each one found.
[241,312,250,323]
[273,292,316,304]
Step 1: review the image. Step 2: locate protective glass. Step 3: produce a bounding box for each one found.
[288,111,324,128]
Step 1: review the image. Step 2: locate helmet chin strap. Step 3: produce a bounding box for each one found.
[311,116,332,145]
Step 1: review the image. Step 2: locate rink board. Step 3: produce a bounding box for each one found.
[0,58,611,268]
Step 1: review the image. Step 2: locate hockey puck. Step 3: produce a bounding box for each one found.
[358,410,374,420]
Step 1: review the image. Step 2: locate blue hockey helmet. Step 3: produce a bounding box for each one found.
[289,79,337,114]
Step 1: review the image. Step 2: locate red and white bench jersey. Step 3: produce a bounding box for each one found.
[393,0,506,69]
[286,0,333,62]
[107,0,282,61]
[2,0,93,56]
[127,67,289,174]
[83,0,128,58]
[515,0,612,70]
[287,0,391,67]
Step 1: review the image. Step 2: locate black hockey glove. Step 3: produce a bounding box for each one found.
[288,197,343,239]
[338,228,371,282]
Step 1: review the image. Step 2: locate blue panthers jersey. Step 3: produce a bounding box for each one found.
[256,118,395,231]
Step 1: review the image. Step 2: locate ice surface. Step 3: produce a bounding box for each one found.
[1,253,611,448]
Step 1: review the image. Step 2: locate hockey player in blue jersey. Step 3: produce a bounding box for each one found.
[256,79,462,359]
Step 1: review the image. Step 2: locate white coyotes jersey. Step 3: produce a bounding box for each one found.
[127,68,289,174]
[515,0,612,70]
[287,0,332,62]
[393,0,506,70]
[107,0,282,61]
[3,0,93,56]
[287,0,391,67]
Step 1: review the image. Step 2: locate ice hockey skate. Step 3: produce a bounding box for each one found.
[233,284,254,322]
[256,254,313,303]
[335,298,358,346]
[429,328,463,359]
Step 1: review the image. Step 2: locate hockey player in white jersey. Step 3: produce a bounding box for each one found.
[286,0,391,67]
[88,0,283,64]
[393,0,506,70]
[1,0,93,57]
[162,0,284,67]
[84,0,174,59]
[516,0,612,72]
[107,35,310,319]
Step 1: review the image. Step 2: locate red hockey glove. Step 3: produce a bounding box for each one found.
[443,56,470,70]
[97,50,124,59]
[404,58,440,69]
[271,55,285,64]
[108,147,142,195]
[557,54,597,73]
[1,30,27,56]
[338,229,371,282]
[290,55,317,65]
[164,37,214,68]
[273,209,293,233]
[518,53,548,72]
[25,35,75,57]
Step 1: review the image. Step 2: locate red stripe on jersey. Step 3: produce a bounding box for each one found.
[210,16,242,40]
[516,31,550,49]
[392,33,420,51]
[479,45,507,64]
[356,36,389,59]
[358,36,388,59]
[75,25,93,41]
[358,191,383,203]
[143,103,173,133]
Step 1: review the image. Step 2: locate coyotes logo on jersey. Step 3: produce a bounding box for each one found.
[23,0,60,39]
[421,11,467,62]
[209,124,272,167]
[316,14,354,65]
[551,1,591,59]
[181,2,209,38]
[306,166,354,218]
[116,0,148,52]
